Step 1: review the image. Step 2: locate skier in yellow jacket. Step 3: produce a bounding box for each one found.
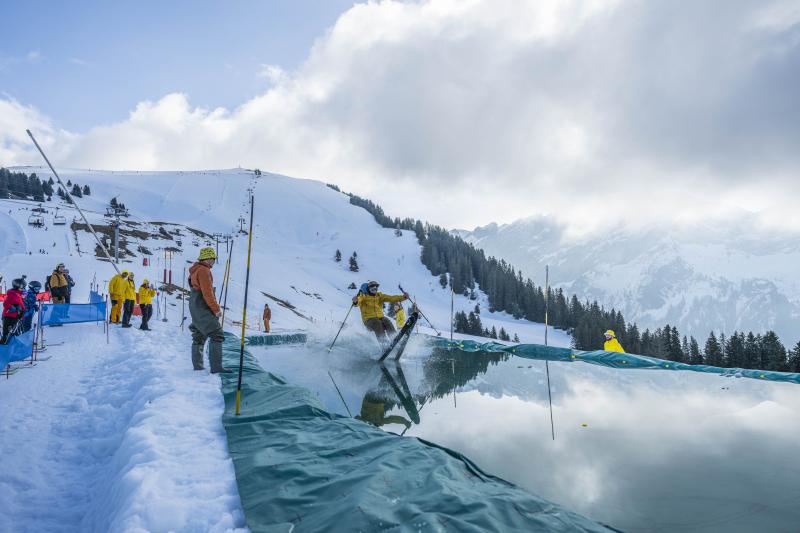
[138,279,156,331]
[351,281,409,343]
[108,270,129,323]
[393,302,406,328]
[121,272,137,328]
[603,330,625,352]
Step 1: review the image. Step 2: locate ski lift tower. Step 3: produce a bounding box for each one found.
[105,203,130,263]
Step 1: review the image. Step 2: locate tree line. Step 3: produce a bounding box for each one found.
[337,187,800,372]
[0,168,90,202]
[340,189,800,371]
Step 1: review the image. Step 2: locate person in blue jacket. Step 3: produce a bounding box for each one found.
[21,280,42,332]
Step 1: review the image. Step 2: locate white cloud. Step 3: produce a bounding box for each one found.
[3,0,800,231]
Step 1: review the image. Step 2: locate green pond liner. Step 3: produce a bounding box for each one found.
[429,337,800,385]
[220,333,614,532]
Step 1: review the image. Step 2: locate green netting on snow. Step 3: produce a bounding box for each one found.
[245,332,307,346]
[429,337,800,385]
[218,333,613,533]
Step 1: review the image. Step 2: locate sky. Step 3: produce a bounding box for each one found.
[2,0,800,232]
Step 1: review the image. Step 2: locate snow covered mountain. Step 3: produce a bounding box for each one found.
[456,215,800,345]
[1,166,564,346]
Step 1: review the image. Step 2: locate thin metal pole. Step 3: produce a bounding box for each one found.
[218,242,232,302]
[545,269,551,336]
[544,265,555,441]
[114,222,120,263]
[328,304,354,352]
[105,295,109,344]
[235,195,255,416]
[450,287,454,341]
[221,238,234,326]
[180,266,187,332]
[27,130,119,274]
[327,370,353,417]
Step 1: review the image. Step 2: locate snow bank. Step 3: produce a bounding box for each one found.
[0,321,246,532]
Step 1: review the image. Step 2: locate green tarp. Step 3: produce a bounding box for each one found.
[219,333,614,532]
[430,338,800,384]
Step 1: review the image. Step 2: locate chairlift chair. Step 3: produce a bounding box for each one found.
[53,207,66,225]
[27,214,45,227]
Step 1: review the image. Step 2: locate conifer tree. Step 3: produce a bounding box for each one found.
[348,253,359,272]
[82,185,91,195]
[704,332,723,366]
[334,249,342,262]
[513,333,520,343]
[788,341,800,373]
[689,337,702,364]
[439,273,448,288]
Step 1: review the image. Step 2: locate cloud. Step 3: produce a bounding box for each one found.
[5,0,800,231]
[0,50,43,71]
[69,57,91,67]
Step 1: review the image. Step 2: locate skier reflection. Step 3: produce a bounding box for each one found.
[356,362,421,429]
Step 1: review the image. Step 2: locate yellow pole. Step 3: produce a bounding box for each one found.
[235,195,255,416]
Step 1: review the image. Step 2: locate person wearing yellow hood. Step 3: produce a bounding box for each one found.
[603,330,625,353]
[351,281,410,344]
[138,279,156,331]
[108,270,129,323]
[121,272,137,328]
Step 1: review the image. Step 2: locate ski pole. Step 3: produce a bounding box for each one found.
[399,285,441,336]
[328,303,354,352]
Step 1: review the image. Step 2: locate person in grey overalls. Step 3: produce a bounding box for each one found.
[188,247,231,373]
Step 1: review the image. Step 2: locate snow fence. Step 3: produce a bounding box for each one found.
[219,333,613,533]
[0,329,34,370]
[39,301,107,326]
[429,338,800,385]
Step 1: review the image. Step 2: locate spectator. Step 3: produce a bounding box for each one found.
[21,280,41,333]
[121,272,136,328]
[138,279,156,331]
[48,263,69,304]
[2,278,27,344]
[262,303,271,333]
[64,269,76,304]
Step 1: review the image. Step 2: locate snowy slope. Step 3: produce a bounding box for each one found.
[3,166,568,347]
[456,215,800,344]
[0,166,568,531]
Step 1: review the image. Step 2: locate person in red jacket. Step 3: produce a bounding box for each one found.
[2,278,27,344]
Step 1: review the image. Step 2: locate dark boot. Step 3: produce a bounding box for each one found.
[208,329,230,373]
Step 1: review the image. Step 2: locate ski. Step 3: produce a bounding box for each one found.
[378,310,419,362]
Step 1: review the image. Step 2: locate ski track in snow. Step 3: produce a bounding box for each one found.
[0,321,247,533]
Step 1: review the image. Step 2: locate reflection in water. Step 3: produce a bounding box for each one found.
[254,344,800,533]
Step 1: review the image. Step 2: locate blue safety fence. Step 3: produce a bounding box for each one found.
[0,329,35,370]
[89,290,104,304]
[39,301,107,326]
[430,337,800,385]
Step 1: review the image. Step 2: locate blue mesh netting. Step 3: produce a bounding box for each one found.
[39,302,107,326]
[0,329,35,369]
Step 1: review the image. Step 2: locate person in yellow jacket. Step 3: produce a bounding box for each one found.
[48,263,69,304]
[393,302,406,328]
[121,272,137,328]
[603,330,625,352]
[138,279,156,331]
[351,281,409,343]
[108,270,129,323]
